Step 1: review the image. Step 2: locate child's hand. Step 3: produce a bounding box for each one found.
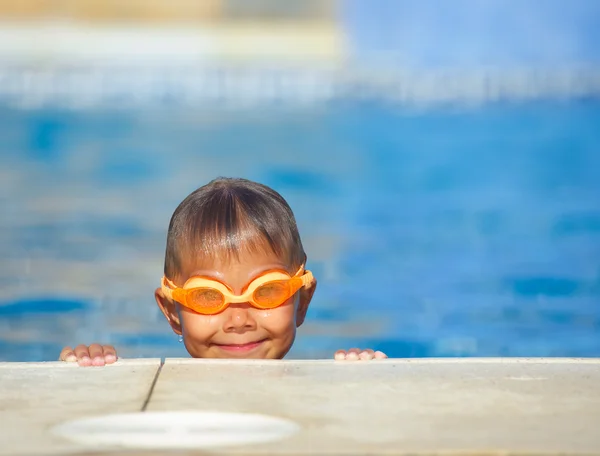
[334,348,388,361]
[59,344,118,367]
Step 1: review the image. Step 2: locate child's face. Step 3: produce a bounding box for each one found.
[155,249,316,359]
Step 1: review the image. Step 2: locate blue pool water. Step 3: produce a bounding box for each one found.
[1,99,599,361]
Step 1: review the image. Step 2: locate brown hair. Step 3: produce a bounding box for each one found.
[164,177,306,279]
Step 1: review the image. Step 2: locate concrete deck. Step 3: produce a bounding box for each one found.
[1,358,599,455]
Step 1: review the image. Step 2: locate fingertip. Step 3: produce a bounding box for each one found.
[65,354,77,362]
[345,351,359,361]
[105,354,117,364]
[374,351,388,359]
[334,351,346,361]
[359,351,374,360]
[78,356,92,367]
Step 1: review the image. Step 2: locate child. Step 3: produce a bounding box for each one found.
[59,178,387,366]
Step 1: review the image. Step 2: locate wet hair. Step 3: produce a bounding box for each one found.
[164,177,306,279]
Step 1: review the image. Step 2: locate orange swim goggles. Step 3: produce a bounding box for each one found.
[161,265,313,315]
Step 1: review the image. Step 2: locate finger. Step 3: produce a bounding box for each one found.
[74,344,92,366]
[374,351,388,359]
[59,346,77,362]
[347,348,361,354]
[102,345,117,364]
[334,350,347,360]
[88,343,106,366]
[88,343,104,359]
[359,349,375,360]
[345,350,360,361]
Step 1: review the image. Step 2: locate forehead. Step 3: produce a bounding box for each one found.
[178,248,291,284]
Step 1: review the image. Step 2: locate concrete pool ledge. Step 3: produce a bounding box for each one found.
[1,358,600,455]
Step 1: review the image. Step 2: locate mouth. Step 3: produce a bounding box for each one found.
[213,339,267,353]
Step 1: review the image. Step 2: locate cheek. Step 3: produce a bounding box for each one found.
[180,309,221,342]
[256,297,297,335]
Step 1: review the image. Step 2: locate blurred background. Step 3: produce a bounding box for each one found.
[0,1,599,361]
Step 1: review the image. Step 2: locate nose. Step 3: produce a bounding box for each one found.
[222,304,258,333]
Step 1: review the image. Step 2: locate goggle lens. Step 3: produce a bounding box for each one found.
[187,288,225,313]
[252,280,292,308]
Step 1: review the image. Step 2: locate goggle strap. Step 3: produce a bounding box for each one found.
[301,270,313,287]
[161,276,175,301]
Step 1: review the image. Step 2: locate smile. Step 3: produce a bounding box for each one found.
[213,339,267,353]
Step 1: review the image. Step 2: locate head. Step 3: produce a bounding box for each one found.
[154,177,317,359]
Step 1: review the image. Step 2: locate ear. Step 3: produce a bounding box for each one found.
[155,288,182,335]
[296,276,317,328]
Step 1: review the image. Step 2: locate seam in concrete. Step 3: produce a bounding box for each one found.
[141,358,164,412]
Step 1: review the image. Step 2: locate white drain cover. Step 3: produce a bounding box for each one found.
[51,411,300,449]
